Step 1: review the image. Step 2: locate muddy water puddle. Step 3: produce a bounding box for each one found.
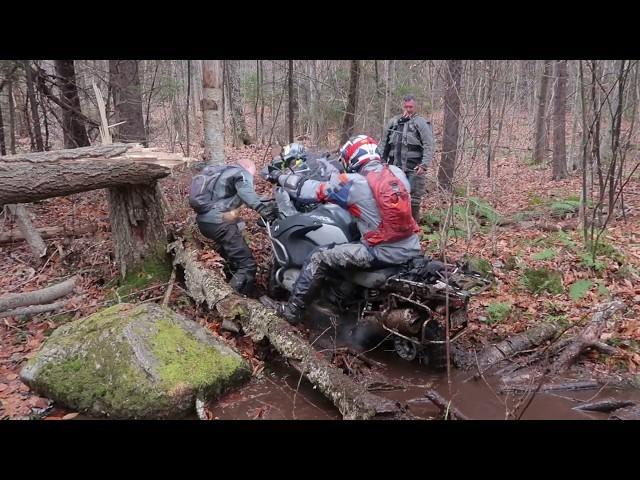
[209,342,640,420]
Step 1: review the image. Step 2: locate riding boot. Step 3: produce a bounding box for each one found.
[260,295,305,325]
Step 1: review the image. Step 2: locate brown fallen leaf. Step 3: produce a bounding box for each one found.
[62,412,80,420]
[5,373,18,381]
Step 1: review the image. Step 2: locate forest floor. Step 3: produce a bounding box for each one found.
[1,141,639,419]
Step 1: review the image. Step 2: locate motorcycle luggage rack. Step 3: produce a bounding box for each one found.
[265,221,290,267]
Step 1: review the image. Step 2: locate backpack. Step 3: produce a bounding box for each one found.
[189,165,232,214]
[363,165,420,246]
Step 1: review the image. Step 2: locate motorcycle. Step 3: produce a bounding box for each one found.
[260,156,490,368]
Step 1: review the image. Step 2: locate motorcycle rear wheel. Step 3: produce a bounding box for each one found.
[267,255,289,301]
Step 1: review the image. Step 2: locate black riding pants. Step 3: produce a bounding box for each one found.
[197,221,257,295]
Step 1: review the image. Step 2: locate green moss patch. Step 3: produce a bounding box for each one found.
[521,268,563,295]
[152,319,244,395]
[569,279,593,301]
[485,302,512,324]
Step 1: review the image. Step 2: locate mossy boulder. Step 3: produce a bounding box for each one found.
[20,303,250,419]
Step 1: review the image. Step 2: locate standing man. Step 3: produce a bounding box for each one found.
[378,95,434,222]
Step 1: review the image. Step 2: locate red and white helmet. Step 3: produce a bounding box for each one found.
[339,134,380,172]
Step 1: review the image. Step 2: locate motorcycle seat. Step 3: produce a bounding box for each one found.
[348,266,403,288]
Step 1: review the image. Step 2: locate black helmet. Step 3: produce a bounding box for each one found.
[281,143,307,167]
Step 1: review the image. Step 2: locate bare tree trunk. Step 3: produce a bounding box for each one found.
[54,60,90,149]
[201,60,224,165]
[533,61,552,165]
[254,60,260,142]
[144,62,159,148]
[567,62,580,172]
[486,61,493,177]
[8,79,16,154]
[106,60,163,277]
[259,60,265,143]
[271,61,276,139]
[438,60,463,191]
[109,60,147,145]
[552,60,568,180]
[23,61,44,151]
[382,60,391,138]
[309,60,318,146]
[186,60,191,157]
[226,60,252,146]
[24,94,35,151]
[288,60,294,143]
[341,60,360,144]
[39,86,50,151]
[0,95,6,155]
[493,73,509,162]
[579,61,590,241]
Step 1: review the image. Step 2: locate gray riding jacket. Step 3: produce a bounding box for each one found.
[196,165,262,224]
[277,160,422,264]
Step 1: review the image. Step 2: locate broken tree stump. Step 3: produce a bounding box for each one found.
[0,143,193,278]
[168,238,403,420]
[0,276,77,313]
[108,183,168,278]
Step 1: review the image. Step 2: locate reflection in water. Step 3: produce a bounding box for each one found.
[208,322,640,420]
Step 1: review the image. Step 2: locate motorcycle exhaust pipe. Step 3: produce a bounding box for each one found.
[380,308,422,336]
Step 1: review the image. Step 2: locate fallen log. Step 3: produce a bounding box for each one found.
[0,300,68,319]
[550,301,625,374]
[6,204,47,259]
[573,398,636,413]
[0,143,196,169]
[609,404,640,420]
[168,238,403,420]
[424,390,469,420]
[0,224,102,244]
[0,158,171,205]
[0,276,77,313]
[499,380,600,394]
[471,322,561,374]
[0,144,133,163]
